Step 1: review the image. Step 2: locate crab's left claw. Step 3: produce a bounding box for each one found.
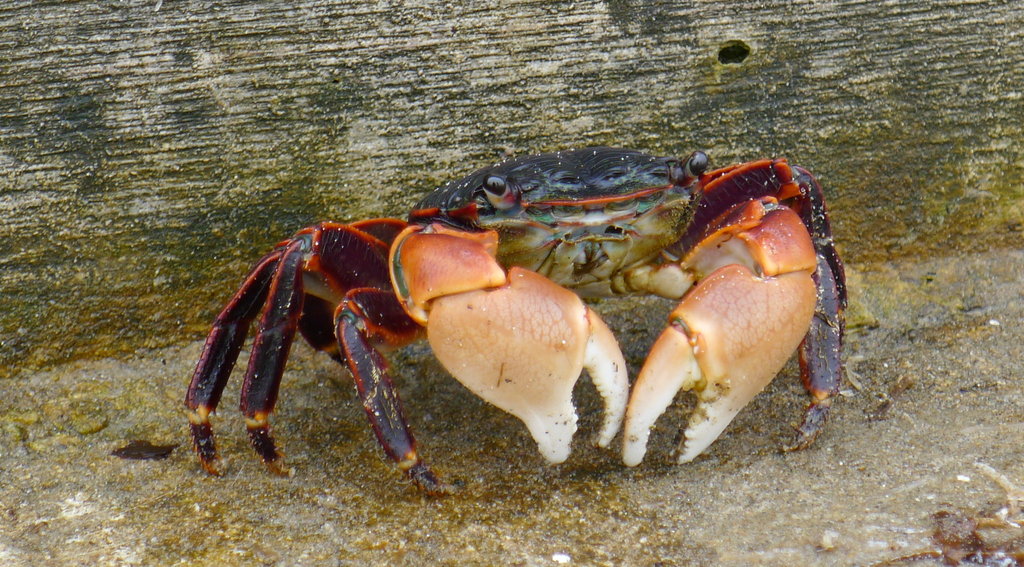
[427,267,628,463]
[622,206,819,466]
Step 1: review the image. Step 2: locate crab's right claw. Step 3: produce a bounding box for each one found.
[426,267,629,464]
[391,226,629,464]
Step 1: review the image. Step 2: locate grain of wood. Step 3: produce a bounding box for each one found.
[1,0,1022,376]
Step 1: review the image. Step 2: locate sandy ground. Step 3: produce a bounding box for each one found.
[2,247,1023,566]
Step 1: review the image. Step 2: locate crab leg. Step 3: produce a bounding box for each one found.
[237,239,307,474]
[185,248,284,474]
[790,254,846,448]
[623,206,818,465]
[334,287,444,493]
[295,222,397,358]
[790,167,847,449]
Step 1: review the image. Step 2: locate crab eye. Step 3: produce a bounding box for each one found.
[669,151,709,186]
[483,175,506,195]
[482,175,517,210]
[685,151,709,178]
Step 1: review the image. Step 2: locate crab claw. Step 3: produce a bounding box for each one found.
[425,267,629,463]
[622,264,817,466]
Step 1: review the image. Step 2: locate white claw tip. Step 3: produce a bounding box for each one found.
[622,436,648,468]
[525,411,578,464]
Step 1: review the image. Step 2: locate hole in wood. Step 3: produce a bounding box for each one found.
[718,41,751,64]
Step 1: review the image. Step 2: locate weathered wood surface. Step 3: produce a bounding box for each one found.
[1,0,1022,376]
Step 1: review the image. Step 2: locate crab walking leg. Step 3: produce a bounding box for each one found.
[789,166,847,450]
[237,239,306,474]
[185,248,284,475]
[790,254,846,450]
[623,265,817,465]
[425,267,629,463]
[295,222,399,359]
[334,288,444,494]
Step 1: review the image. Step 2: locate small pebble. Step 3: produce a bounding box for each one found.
[112,440,179,460]
[820,529,840,551]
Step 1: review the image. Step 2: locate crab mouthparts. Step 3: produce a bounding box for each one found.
[523,185,686,227]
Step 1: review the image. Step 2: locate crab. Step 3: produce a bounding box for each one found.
[185,146,845,494]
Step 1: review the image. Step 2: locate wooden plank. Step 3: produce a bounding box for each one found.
[1,0,1022,375]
